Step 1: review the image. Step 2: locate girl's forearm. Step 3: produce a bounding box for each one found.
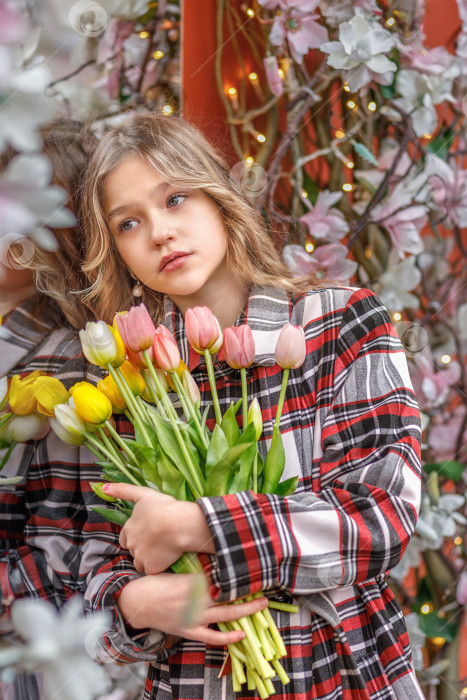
[176,502,216,555]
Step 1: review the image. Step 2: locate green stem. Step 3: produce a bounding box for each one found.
[143,352,178,422]
[0,442,15,471]
[170,551,203,574]
[252,453,258,495]
[103,421,139,467]
[169,372,191,422]
[274,369,289,430]
[204,349,222,424]
[84,433,142,486]
[171,372,209,450]
[141,370,167,415]
[241,368,248,430]
[98,425,123,465]
[267,600,299,613]
[107,365,152,447]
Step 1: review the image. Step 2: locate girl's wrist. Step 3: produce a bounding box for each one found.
[175,501,215,555]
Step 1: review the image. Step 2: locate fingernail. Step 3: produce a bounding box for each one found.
[103,483,112,493]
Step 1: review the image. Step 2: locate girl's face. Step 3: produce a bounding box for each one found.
[103,154,231,312]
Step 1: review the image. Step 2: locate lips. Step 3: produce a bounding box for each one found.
[158,251,191,272]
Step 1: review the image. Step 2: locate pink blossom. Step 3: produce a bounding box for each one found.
[400,43,455,76]
[373,203,427,258]
[428,406,467,463]
[0,5,29,43]
[275,324,306,369]
[425,155,467,229]
[115,304,156,352]
[263,56,283,97]
[268,3,328,64]
[283,243,357,283]
[410,353,461,409]
[456,570,467,606]
[126,346,155,369]
[98,19,135,100]
[300,191,349,242]
[222,326,255,369]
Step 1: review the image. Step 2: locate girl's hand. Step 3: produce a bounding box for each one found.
[103,482,215,574]
[117,573,268,646]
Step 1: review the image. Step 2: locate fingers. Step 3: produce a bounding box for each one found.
[203,596,268,626]
[103,482,148,502]
[119,528,127,550]
[183,626,245,647]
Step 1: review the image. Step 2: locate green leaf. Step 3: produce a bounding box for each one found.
[92,506,129,527]
[229,441,257,493]
[301,172,320,206]
[134,418,159,451]
[353,141,378,166]
[274,475,299,496]
[418,611,459,643]
[220,400,242,447]
[205,424,229,478]
[261,425,285,494]
[426,128,455,162]
[205,459,238,496]
[423,461,464,482]
[100,465,146,486]
[157,450,187,500]
[186,419,208,461]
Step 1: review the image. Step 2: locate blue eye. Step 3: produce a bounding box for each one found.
[167,194,186,208]
[119,219,138,232]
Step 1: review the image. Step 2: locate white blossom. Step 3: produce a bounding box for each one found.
[321,9,397,91]
[375,254,421,312]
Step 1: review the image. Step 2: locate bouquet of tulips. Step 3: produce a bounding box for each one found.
[3,304,306,697]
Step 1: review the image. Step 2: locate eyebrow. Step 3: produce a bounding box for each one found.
[107,181,172,220]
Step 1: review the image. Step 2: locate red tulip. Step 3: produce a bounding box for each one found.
[275,324,306,369]
[222,325,255,369]
[115,304,156,352]
[185,306,222,354]
[152,333,181,372]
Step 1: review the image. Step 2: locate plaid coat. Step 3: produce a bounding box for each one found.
[85,285,424,700]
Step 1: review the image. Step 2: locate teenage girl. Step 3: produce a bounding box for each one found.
[77,112,424,700]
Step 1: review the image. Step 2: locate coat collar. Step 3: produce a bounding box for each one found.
[162,286,294,373]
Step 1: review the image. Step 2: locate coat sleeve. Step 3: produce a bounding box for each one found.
[197,288,422,601]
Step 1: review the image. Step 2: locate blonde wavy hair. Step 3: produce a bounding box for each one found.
[81,112,318,324]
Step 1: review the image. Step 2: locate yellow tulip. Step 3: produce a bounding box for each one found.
[119,360,145,396]
[8,371,46,415]
[33,376,70,417]
[69,381,113,425]
[109,321,126,367]
[142,368,169,402]
[167,360,189,392]
[97,375,126,414]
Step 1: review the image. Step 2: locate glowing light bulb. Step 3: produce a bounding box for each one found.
[423,133,433,140]
[346,100,356,110]
[386,17,395,27]
[368,101,377,111]
[305,242,314,253]
[256,132,266,143]
[392,312,402,322]
[343,82,350,92]
[246,7,255,16]
[420,603,433,615]
[342,183,353,192]
[249,72,258,81]
[440,354,452,364]
[227,87,239,111]
[162,104,173,116]
[245,156,254,164]
[335,129,345,139]
[139,30,150,39]
[153,50,165,59]
[462,687,467,696]
[454,536,462,546]
[430,637,445,647]
[301,190,308,198]
[347,161,355,169]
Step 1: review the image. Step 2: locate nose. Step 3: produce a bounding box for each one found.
[148,213,175,248]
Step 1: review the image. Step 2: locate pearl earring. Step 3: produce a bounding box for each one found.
[132,281,143,297]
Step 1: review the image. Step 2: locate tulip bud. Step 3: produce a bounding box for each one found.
[119,360,145,396]
[97,375,126,414]
[0,413,49,443]
[32,376,70,417]
[8,371,46,415]
[182,369,201,408]
[109,321,127,367]
[185,306,223,354]
[79,321,119,367]
[126,345,155,369]
[69,382,113,425]
[275,323,306,369]
[90,482,117,503]
[247,397,263,441]
[152,334,181,372]
[53,403,87,436]
[115,304,156,352]
[222,325,255,369]
[142,369,169,402]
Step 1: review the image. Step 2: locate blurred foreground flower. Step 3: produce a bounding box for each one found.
[0,596,111,700]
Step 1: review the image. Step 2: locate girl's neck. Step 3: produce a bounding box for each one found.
[171,280,251,331]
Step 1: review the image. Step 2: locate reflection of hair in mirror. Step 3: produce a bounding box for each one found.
[3,119,98,328]
[81,111,322,324]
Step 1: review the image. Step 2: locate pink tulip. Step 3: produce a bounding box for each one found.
[185,307,222,354]
[275,323,306,369]
[222,325,255,369]
[152,333,181,372]
[126,346,154,369]
[115,304,156,352]
[182,369,201,407]
[456,570,467,607]
[155,324,176,341]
